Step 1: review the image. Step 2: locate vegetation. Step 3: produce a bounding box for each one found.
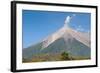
[23,51,90,63]
[22,58,32,63]
[60,51,71,60]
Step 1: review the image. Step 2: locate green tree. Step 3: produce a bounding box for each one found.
[61,51,70,60]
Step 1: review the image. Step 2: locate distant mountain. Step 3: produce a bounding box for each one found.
[23,16,91,62]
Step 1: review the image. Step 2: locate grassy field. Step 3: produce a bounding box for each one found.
[22,52,90,63]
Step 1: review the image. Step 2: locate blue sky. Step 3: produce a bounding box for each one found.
[22,10,91,48]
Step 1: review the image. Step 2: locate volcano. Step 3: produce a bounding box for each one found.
[23,16,91,62]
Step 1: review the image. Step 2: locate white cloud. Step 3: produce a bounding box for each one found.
[65,16,72,24]
[64,16,72,27]
[65,14,76,24]
[72,14,76,17]
[76,25,84,32]
[64,14,76,27]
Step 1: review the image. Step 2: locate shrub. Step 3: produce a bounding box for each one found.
[60,51,70,60]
